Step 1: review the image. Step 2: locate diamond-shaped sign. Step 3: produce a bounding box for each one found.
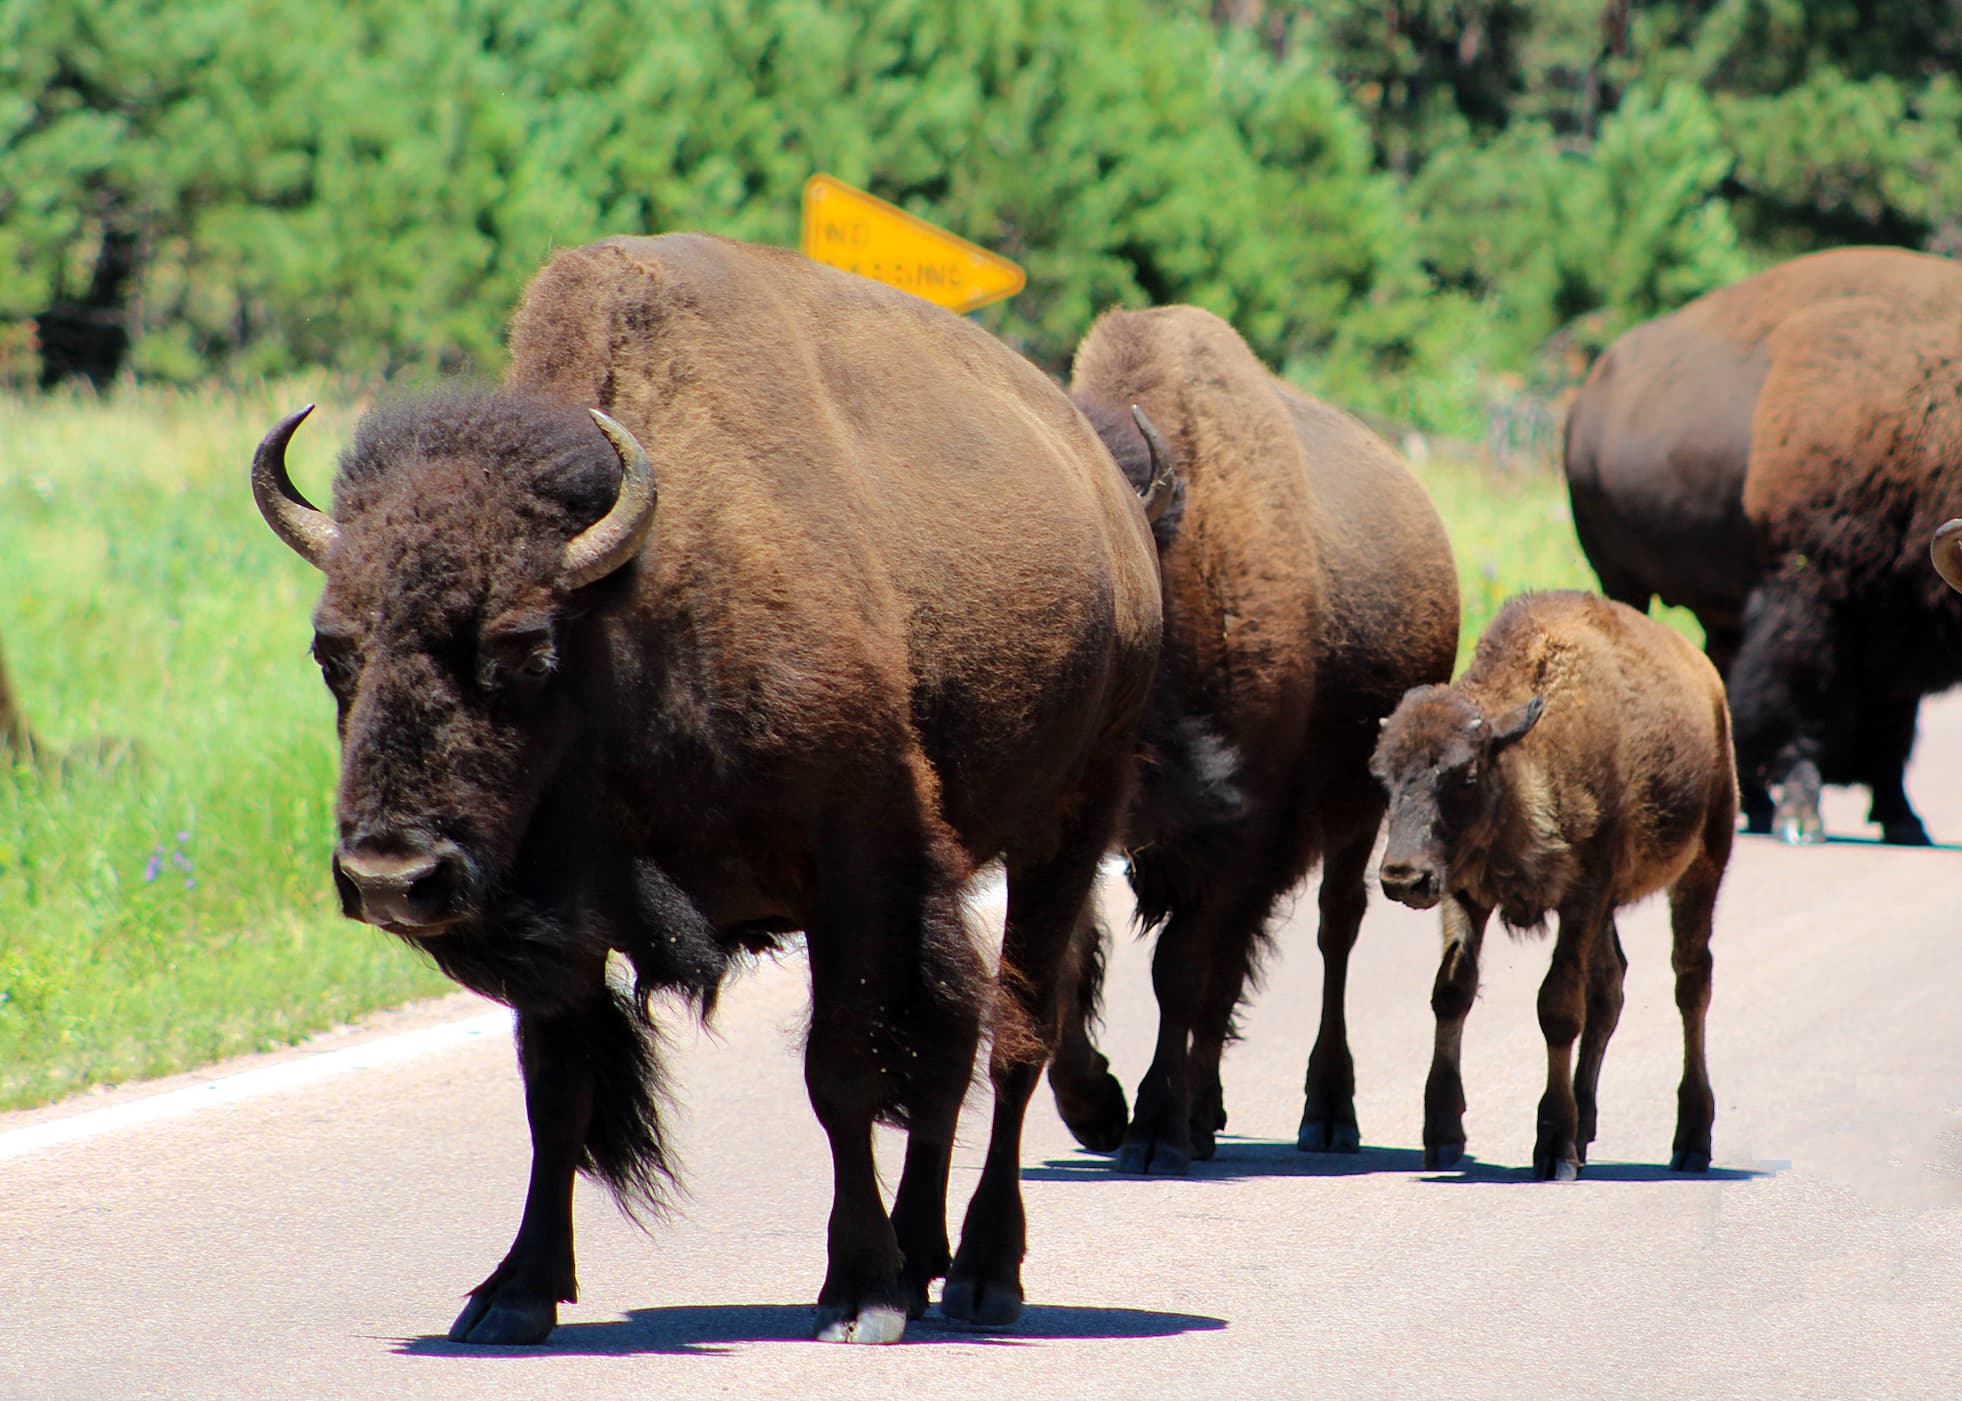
[800,174,1025,315]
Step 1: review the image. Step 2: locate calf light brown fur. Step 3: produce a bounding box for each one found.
[1372,592,1735,1179]
[1052,304,1459,1174]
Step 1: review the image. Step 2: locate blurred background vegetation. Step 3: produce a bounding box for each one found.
[7,0,1960,435]
[0,0,1947,1105]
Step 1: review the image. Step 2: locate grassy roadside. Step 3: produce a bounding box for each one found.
[0,385,1700,1112]
[0,384,449,1109]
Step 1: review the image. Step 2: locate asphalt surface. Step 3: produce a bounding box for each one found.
[5,696,1961,1400]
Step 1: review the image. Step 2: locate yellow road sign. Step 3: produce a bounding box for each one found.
[800,174,1025,315]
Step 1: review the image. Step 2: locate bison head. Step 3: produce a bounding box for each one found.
[1369,685,1543,910]
[252,392,655,938]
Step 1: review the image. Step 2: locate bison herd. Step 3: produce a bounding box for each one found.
[247,234,1959,1345]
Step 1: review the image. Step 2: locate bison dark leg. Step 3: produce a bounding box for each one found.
[1299,820,1379,1154]
[1730,579,1830,844]
[944,831,1110,1327]
[1045,902,1130,1152]
[1666,848,1724,1172]
[804,868,917,1345]
[888,889,984,1321]
[1861,692,1930,846]
[1422,895,1490,1170]
[449,1003,600,1345]
[1571,917,1629,1164]
[1534,885,1613,1181]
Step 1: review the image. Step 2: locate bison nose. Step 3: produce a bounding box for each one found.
[333,842,466,933]
[1379,861,1441,910]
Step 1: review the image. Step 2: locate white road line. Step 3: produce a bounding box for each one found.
[0,1008,513,1163]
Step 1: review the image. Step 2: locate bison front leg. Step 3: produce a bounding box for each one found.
[805,906,910,1344]
[1422,895,1489,1170]
[1533,888,1612,1181]
[450,1007,597,1345]
[1299,822,1378,1155]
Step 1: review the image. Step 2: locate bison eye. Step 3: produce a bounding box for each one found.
[311,636,358,692]
[518,650,554,679]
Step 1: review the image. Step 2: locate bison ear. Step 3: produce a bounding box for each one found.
[1491,696,1544,751]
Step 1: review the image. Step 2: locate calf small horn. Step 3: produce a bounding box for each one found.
[252,405,340,570]
[1934,519,1962,595]
[1130,404,1178,525]
[563,409,658,590]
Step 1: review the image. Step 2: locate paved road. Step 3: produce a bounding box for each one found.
[6,698,1962,1400]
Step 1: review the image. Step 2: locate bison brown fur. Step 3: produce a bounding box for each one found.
[1565,246,1962,845]
[251,234,1163,1345]
[1049,305,1460,1173]
[1372,591,1735,1179]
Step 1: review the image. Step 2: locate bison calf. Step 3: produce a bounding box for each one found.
[1371,592,1734,1179]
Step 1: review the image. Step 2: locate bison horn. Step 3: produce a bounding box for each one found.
[562,409,658,589]
[1935,519,1962,595]
[251,405,340,570]
[1130,405,1178,525]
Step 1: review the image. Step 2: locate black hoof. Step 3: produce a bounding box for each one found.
[1424,1139,1465,1170]
[1533,1153,1581,1181]
[1296,1119,1361,1154]
[1050,1066,1130,1154]
[1114,1136,1190,1176]
[940,1275,1023,1328]
[1670,1149,1712,1173]
[814,1303,907,1344]
[1880,819,1932,847]
[448,1292,557,1346]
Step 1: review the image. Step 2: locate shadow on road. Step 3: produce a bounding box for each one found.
[1029,1137,1774,1186]
[396,1301,1226,1357]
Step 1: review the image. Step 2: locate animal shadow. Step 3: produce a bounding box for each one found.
[397,1300,1224,1356]
[1026,1137,1431,1182]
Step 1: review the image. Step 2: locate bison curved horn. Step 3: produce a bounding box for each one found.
[562,409,658,590]
[1934,519,1962,595]
[251,405,340,570]
[1130,404,1178,525]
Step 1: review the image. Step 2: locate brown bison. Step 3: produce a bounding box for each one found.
[1564,246,1962,846]
[1936,520,1962,594]
[1046,305,1459,1174]
[250,234,1163,1344]
[1372,592,1734,1179]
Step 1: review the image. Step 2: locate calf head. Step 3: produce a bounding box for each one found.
[1369,685,1543,909]
[252,391,655,938]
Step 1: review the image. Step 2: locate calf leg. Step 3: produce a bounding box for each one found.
[1045,903,1129,1152]
[1571,918,1628,1164]
[1422,896,1490,1170]
[1299,820,1378,1153]
[1667,851,1723,1172]
[450,997,602,1345]
[1534,886,1612,1181]
[945,827,1112,1326]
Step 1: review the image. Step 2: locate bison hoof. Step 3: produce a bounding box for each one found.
[1424,1140,1466,1171]
[1879,818,1932,847]
[1296,1119,1361,1154]
[1115,1136,1189,1176]
[1772,815,1826,846]
[1533,1157,1581,1182]
[814,1302,907,1344]
[940,1275,1023,1328]
[448,1292,557,1346]
[1670,1149,1712,1173]
[1050,1069,1130,1154]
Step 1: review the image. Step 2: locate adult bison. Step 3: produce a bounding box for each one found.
[1564,246,1962,845]
[1372,592,1734,1179]
[250,234,1163,1344]
[1047,305,1459,1174]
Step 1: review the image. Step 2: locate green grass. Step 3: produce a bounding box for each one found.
[0,383,449,1109]
[0,387,1703,1112]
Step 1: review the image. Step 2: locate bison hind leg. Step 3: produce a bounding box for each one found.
[1046,902,1130,1152]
